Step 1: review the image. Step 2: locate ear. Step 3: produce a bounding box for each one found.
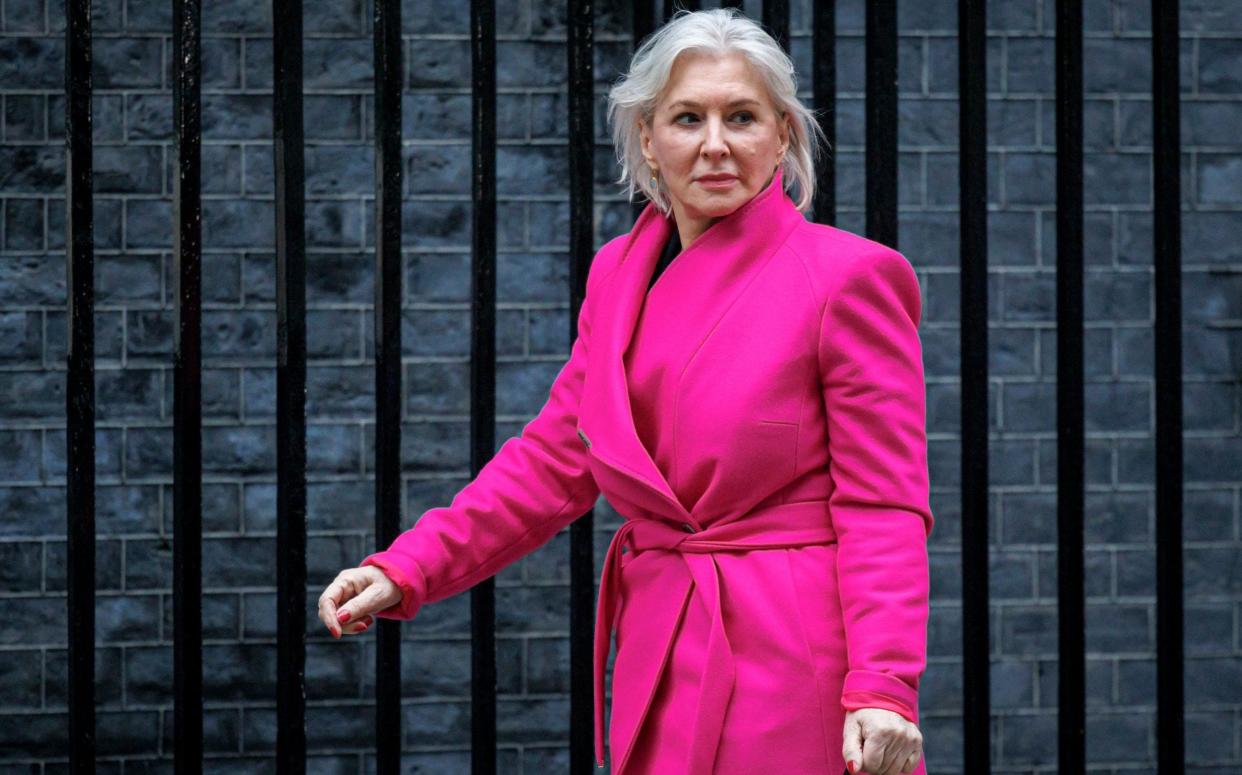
[637,118,654,164]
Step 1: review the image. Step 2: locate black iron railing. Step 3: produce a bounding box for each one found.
[59,1,1185,772]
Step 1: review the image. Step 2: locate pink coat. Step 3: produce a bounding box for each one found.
[360,168,934,774]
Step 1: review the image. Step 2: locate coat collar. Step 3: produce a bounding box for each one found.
[578,167,805,526]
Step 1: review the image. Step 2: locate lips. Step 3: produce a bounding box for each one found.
[698,174,737,182]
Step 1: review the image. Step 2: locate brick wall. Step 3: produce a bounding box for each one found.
[0,0,1238,771]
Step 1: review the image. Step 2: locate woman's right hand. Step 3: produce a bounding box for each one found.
[317,566,404,638]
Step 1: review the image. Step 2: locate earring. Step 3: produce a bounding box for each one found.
[649,169,659,187]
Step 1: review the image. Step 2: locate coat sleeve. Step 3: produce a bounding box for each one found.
[358,239,622,621]
[817,247,934,725]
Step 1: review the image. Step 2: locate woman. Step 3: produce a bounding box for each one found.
[318,9,931,775]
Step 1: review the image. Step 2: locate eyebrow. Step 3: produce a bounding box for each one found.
[667,98,762,111]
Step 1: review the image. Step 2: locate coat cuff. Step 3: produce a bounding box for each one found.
[360,552,428,621]
[840,669,919,724]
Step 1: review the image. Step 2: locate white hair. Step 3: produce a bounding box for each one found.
[606,7,829,215]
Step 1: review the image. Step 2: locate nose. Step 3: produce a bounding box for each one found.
[700,115,729,158]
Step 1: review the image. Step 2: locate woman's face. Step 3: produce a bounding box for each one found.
[638,51,790,229]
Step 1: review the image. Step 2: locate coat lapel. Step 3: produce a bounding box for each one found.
[578,168,803,527]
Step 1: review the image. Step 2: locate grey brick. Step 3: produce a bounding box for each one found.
[497,636,523,694]
[526,636,570,693]
[42,427,125,481]
[44,309,125,363]
[405,701,470,746]
[203,644,277,700]
[0,648,42,707]
[125,93,172,141]
[1200,39,1242,93]
[241,591,275,637]
[3,94,45,141]
[0,541,42,593]
[1006,37,1054,94]
[200,144,243,195]
[94,38,162,89]
[202,0,271,32]
[92,145,162,194]
[402,143,467,196]
[95,593,161,643]
[1183,489,1235,542]
[1000,710,1058,763]
[124,198,172,249]
[45,646,123,708]
[0,38,62,89]
[123,537,171,590]
[307,533,358,577]
[0,715,73,757]
[0,254,63,305]
[202,198,275,249]
[304,95,361,140]
[1186,657,1242,704]
[0,486,63,536]
[1198,153,1242,204]
[96,368,161,421]
[987,658,1034,711]
[397,307,469,357]
[3,198,44,249]
[1182,598,1232,655]
[0,429,40,480]
[496,696,570,743]
[1,2,1240,767]
[202,94,272,141]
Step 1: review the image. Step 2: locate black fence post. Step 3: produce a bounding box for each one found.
[567,0,595,768]
[958,1,992,771]
[468,0,500,771]
[1053,1,1087,771]
[865,0,898,248]
[1151,0,1186,770]
[811,0,836,226]
[171,0,204,769]
[273,0,309,770]
[373,0,405,771]
[64,0,96,767]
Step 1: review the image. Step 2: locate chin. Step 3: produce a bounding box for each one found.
[685,192,747,217]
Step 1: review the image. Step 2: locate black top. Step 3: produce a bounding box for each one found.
[647,226,682,292]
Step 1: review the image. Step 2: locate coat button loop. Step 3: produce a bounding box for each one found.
[681,522,696,533]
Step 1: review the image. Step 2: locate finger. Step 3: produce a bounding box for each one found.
[318,585,343,638]
[873,739,895,775]
[320,573,364,638]
[861,736,889,775]
[842,716,863,773]
[336,579,388,623]
[900,746,920,774]
[876,743,901,775]
[341,614,374,635]
[880,736,908,775]
[889,739,919,775]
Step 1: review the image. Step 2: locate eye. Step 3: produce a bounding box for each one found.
[674,111,756,124]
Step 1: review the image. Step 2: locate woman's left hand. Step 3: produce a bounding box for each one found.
[842,707,923,775]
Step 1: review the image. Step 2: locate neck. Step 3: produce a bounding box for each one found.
[667,168,779,251]
[672,213,719,251]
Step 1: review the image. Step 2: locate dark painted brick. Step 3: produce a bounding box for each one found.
[45,539,123,593]
[1,5,1240,768]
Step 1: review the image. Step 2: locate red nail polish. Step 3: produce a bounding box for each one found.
[847,762,856,774]
[357,623,369,632]
[338,610,351,623]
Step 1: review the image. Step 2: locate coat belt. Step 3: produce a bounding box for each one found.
[593,500,839,771]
